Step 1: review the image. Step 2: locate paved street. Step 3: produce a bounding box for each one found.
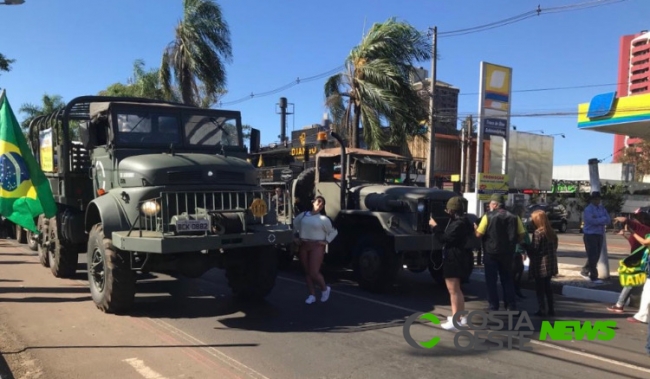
[1,238,650,379]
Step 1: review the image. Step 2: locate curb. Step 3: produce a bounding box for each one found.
[469,270,625,306]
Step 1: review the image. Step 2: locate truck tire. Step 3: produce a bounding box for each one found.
[15,224,26,244]
[352,234,399,292]
[47,217,78,278]
[37,217,49,267]
[87,223,136,314]
[27,230,38,251]
[293,167,316,213]
[225,248,278,300]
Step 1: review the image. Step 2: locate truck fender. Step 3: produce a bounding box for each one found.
[85,194,132,239]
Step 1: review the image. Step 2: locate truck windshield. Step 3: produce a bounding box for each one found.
[115,112,181,146]
[183,114,241,148]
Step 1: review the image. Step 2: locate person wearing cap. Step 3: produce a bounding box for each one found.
[580,191,610,284]
[429,196,475,331]
[475,194,527,311]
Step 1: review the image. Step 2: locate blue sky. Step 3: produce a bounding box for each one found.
[0,0,647,166]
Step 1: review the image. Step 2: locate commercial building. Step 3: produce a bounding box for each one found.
[613,30,650,162]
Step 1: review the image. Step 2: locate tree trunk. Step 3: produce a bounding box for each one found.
[352,103,361,148]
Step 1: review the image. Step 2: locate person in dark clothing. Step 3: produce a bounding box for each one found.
[475,194,527,311]
[429,196,474,331]
[524,209,559,316]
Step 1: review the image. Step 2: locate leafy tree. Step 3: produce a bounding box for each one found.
[0,53,14,75]
[617,141,650,181]
[160,0,233,107]
[100,59,170,101]
[324,18,432,149]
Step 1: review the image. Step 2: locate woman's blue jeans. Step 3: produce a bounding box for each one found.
[616,286,633,306]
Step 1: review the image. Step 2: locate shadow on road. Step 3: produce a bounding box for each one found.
[0,353,15,379]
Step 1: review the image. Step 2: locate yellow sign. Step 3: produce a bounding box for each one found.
[483,63,512,113]
[39,128,53,172]
[477,173,508,201]
[451,174,460,182]
[291,146,318,157]
[250,198,268,218]
[299,132,306,146]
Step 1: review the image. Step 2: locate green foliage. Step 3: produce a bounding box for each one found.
[160,0,232,107]
[0,53,14,75]
[99,59,171,101]
[324,18,433,149]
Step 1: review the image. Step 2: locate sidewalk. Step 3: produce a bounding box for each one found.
[471,256,631,306]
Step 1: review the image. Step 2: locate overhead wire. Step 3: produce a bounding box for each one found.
[217,0,631,107]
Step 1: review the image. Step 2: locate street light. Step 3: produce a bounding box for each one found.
[0,0,25,5]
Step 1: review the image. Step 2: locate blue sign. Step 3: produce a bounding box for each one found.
[587,92,616,119]
[483,118,507,137]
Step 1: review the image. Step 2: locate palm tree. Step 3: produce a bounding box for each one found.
[100,59,171,101]
[19,94,66,131]
[324,18,432,150]
[160,0,233,107]
[0,53,14,75]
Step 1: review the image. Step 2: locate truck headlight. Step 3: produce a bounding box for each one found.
[141,200,160,216]
[417,203,426,212]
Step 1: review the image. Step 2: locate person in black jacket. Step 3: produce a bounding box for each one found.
[429,196,475,331]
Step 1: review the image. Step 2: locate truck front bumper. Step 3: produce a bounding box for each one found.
[111,225,294,254]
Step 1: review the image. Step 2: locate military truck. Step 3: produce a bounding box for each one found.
[290,133,481,291]
[26,96,293,313]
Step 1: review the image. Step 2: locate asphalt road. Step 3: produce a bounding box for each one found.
[1,238,650,379]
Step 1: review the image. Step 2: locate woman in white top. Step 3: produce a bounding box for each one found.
[293,196,338,304]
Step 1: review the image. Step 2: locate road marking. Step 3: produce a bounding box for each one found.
[277,275,650,374]
[277,276,421,313]
[146,318,270,379]
[123,358,169,379]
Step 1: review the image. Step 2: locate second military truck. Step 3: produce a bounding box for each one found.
[27,96,293,314]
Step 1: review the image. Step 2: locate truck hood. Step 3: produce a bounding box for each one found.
[118,153,258,187]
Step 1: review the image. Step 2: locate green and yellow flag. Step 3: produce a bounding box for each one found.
[0,90,57,232]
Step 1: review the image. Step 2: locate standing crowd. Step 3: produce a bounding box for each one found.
[290,190,650,355]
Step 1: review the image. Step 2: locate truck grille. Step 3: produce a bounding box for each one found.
[133,190,289,236]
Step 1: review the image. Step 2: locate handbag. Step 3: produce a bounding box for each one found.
[618,238,649,287]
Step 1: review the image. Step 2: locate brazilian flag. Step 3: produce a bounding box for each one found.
[0,90,57,232]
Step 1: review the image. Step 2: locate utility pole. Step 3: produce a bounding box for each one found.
[464,115,472,193]
[425,26,437,188]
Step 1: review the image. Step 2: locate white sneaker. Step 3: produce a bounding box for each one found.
[305,295,316,304]
[441,317,458,331]
[460,316,468,326]
[321,286,331,302]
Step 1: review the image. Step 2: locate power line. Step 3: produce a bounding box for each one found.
[217,0,630,107]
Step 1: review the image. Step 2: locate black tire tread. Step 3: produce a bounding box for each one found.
[87,223,136,314]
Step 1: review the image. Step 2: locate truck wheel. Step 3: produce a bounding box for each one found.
[47,217,78,278]
[37,217,49,267]
[87,223,136,314]
[558,221,567,233]
[352,235,399,292]
[15,224,26,244]
[276,245,294,270]
[225,248,278,300]
[27,230,38,251]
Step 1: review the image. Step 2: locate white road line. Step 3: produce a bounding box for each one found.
[277,275,650,374]
[277,276,421,313]
[146,318,270,379]
[123,358,169,379]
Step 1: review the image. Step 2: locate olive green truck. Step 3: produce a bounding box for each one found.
[25,96,292,314]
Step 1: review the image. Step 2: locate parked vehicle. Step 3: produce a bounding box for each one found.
[26,96,293,314]
[287,134,481,292]
[521,204,568,233]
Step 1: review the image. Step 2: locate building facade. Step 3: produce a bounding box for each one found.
[613,30,650,162]
[410,67,460,131]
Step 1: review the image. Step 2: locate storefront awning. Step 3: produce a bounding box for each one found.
[577,92,650,138]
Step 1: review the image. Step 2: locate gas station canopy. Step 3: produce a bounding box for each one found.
[577,92,650,138]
